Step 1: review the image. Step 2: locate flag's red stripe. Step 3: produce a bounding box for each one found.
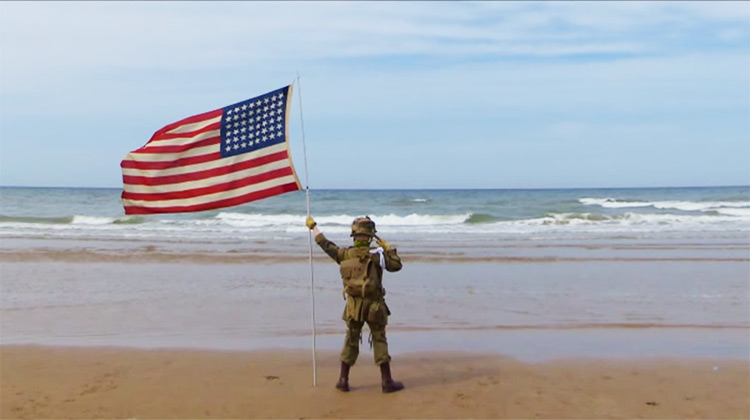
[133,136,219,155]
[123,182,300,215]
[122,166,294,202]
[149,109,223,141]
[121,151,221,170]
[123,150,289,186]
[149,121,222,142]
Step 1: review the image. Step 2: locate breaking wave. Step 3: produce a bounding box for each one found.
[213,212,472,228]
[580,198,750,217]
[0,214,144,225]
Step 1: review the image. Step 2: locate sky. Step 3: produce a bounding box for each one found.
[0,1,748,190]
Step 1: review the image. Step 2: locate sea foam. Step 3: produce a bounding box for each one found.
[580,198,750,215]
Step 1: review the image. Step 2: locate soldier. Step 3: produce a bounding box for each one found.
[305,215,405,393]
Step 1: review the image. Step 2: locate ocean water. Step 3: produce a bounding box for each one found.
[1,186,749,359]
[1,186,749,244]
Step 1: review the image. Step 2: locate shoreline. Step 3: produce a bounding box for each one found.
[2,345,748,419]
[3,327,748,363]
[4,249,749,263]
[2,242,749,264]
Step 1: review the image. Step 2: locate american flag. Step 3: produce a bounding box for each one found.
[121,85,302,215]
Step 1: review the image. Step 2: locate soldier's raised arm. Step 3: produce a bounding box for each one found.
[306,216,344,263]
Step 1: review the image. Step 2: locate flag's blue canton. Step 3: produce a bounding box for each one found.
[220,86,289,158]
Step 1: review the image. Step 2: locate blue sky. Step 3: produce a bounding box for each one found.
[1,1,748,189]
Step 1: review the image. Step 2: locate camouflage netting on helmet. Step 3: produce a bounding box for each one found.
[350,216,377,237]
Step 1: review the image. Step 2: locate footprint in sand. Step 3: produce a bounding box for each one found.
[454,391,471,407]
[80,371,120,396]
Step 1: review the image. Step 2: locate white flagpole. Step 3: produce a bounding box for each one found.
[296,73,317,387]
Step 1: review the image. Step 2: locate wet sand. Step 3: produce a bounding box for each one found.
[2,258,748,361]
[2,237,750,263]
[1,346,748,419]
[2,238,748,419]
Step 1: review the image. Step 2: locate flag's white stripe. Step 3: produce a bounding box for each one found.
[123,159,292,194]
[166,116,222,135]
[122,175,298,209]
[125,144,217,162]
[143,129,220,149]
[122,143,287,177]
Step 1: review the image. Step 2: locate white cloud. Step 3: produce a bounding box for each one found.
[2,0,746,100]
[0,1,747,188]
[2,1,746,77]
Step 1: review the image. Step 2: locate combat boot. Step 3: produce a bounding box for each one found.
[336,361,351,392]
[379,362,404,393]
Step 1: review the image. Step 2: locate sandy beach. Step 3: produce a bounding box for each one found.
[2,346,748,419]
[2,190,749,419]
[2,249,749,419]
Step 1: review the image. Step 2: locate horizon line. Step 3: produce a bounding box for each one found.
[1,184,748,191]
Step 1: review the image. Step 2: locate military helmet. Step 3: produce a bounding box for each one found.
[350,216,377,237]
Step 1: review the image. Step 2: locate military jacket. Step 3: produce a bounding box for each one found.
[315,233,402,299]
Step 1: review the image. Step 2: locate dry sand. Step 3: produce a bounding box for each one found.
[1,346,747,419]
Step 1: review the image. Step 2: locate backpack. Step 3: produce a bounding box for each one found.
[339,251,380,297]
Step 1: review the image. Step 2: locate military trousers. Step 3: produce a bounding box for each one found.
[340,297,391,366]
[341,318,391,366]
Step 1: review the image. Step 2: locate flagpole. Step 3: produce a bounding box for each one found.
[296,73,317,387]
